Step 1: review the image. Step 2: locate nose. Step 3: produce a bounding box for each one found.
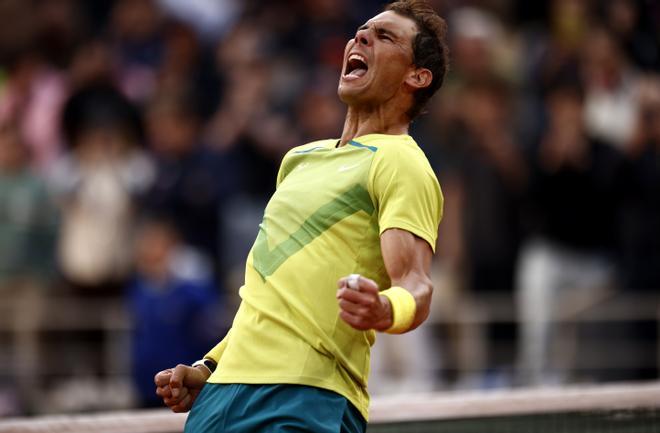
[354,27,371,46]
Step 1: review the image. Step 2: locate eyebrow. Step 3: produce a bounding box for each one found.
[357,23,399,40]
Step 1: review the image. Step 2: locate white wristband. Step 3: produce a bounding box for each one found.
[192,359,216,374]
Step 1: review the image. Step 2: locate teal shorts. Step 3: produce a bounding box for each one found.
[184,383,367,433]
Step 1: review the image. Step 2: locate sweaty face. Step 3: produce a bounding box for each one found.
[338,11,418,108]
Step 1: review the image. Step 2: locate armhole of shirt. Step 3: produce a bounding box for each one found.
[276,148,296,188]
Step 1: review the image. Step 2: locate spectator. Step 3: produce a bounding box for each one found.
[143,90,231,272]
[156,0,240,42]
[581,27,641,150]
[153,21,221,119]
[621,76,660,292]
[0,122,57,292]
[516,82,626,386]
[601,0,660,71]
[128,217,223,407]
[433,78,527,387]
[614,76,660,380]
[109,0,165,103]
[411,7,527,388]
[296,81,345,143]
[50,83,153,295]
[0,48,67,173]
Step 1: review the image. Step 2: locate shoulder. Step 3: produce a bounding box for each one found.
[284,139,337,157]
[279,138,336,170]
[276,139,336,186]
[367,135,437,177]
[366,134,441,201]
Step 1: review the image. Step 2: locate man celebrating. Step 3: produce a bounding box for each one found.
[155,1,448,431]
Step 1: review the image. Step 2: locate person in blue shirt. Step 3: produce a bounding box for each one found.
[127,217,224,407]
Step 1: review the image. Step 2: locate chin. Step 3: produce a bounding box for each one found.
[337,81,368,106]
[337,86,353,104]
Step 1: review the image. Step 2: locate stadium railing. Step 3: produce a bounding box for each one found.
[1,381,659,433]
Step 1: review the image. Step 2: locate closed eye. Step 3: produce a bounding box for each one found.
[376,28,395,42]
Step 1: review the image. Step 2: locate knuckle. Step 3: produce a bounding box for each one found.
[154,370,170,384]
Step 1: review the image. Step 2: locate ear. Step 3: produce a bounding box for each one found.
[404,67,433,91]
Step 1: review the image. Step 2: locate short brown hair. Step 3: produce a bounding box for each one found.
[386,0,449,120]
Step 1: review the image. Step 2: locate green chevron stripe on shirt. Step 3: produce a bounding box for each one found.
[252,183,374,280]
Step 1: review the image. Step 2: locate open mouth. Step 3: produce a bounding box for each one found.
[344,53,368,79]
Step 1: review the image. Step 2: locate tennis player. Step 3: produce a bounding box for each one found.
[155,1,448,431]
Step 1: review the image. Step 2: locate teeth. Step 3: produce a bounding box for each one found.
[348,53,367,64]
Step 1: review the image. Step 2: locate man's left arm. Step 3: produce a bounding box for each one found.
[336,228,433,332]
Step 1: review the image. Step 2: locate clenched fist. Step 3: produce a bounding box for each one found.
[154,363,210,413]
[336,274,393,331]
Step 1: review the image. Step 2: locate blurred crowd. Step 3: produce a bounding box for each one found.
[0,0,659,416]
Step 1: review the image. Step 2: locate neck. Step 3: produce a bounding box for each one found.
[338,104,410,147]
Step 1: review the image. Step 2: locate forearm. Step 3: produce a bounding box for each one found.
[380,228,435,333]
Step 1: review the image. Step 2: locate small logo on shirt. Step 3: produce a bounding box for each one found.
[338,163,363,172]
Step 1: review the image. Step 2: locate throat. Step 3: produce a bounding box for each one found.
[338,112,410,147]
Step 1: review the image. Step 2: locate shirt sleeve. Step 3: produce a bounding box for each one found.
[204,328,231,362]
[368,144,443,252]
